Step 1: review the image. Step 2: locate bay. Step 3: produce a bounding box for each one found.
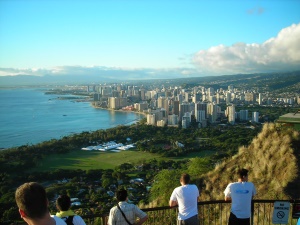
[0,88,144,149]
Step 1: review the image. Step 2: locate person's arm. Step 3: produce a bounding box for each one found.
[107,208,114,225]
[169,189,178,207]
[169,200,178,207]
[225,196,231,201]
[224,183,231,201]
[134,215,148,225]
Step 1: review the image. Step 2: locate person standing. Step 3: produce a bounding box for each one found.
[108,189,148,225]
[15,182,66,225]
[224,168,256,225]
[56,194,86,225]
[169,173,200,225]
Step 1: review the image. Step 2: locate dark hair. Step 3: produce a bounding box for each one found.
[180,173,190,184]
[238,168,248,179]
[15,182,48,219]
[56,194,71,211]
[116,189,128,201]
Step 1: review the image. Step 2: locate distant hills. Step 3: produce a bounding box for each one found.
[0,71,300,90]
[0,74,115,86]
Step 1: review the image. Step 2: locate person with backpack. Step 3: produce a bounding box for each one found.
[56,194,86,225]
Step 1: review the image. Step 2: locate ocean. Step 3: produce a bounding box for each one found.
[0,88,144,149]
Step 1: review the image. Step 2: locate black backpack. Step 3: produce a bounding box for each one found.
[63,216,74,225]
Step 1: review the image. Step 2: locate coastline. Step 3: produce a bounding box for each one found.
[90,102,147,117]
[0,89,145,149]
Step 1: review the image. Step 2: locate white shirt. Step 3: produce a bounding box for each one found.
[170,184,199,220]
[224,182,256,218]
[108,201,147,225]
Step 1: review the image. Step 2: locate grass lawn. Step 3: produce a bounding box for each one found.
[168,150,216,160]
[32,150,165,172]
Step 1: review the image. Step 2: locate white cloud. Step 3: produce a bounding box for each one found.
[192,23,300,75]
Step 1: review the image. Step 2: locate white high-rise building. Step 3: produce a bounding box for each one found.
[207,103,218,123]
[258,93,262,105]
[252,112,259,123]
[147,114,156,125]
[227,105,235,124]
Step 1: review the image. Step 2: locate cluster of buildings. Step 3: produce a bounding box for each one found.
[88,84,300,128]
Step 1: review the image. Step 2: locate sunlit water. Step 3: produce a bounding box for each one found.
[0,88,144,148]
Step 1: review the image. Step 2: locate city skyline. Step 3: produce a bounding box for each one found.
[0,0,300,79]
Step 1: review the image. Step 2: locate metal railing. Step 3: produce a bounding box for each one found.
[9,199,300,225]
[80,199,300,225]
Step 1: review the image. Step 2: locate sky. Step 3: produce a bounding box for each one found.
[0,0,300,79]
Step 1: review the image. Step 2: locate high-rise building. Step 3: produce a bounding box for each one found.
[227,105,235,124]
[108,97,127,109]
[195,102,207,121]
[252,112,259,123]
[226,92,231,104]
[216,93,220,104]
[173,100,180,116]
[258,93,262,105]
[177,94,184,104]
[93,93,101,101]
[168,114,179,125]
[192,93,201,103]
[180,102,191,119]
[147,114,156,125]
[185,92,189,102]
[140,88,146,100]
[182,112,191,128]
[207,87,214,96]
[207,103,218,123]
[239,110,249,121]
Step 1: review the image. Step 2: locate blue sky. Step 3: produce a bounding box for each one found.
[0,0,300,79]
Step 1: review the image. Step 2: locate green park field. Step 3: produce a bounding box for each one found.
[31,149,215,172]
[32,150,160,172]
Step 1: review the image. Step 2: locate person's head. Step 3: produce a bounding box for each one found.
[237,168,249,181]
[116,189,128,201]
[56,194,71,211]
[15,182,49,220]
[180,173,190,185]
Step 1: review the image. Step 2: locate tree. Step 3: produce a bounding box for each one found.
[150,169,181,206]
[187,157,213,178]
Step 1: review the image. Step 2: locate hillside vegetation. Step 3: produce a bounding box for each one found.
[199,123,300,201]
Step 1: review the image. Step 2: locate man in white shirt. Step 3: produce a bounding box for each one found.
[169,173,200,225]
[15,182,66,225]
[224,168,256,225]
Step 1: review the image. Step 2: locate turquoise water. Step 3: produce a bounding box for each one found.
[0,88,144,148]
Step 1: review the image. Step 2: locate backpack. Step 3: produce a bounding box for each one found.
[63,216,74,225]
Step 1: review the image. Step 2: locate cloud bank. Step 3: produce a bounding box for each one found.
[192,23,300,75]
